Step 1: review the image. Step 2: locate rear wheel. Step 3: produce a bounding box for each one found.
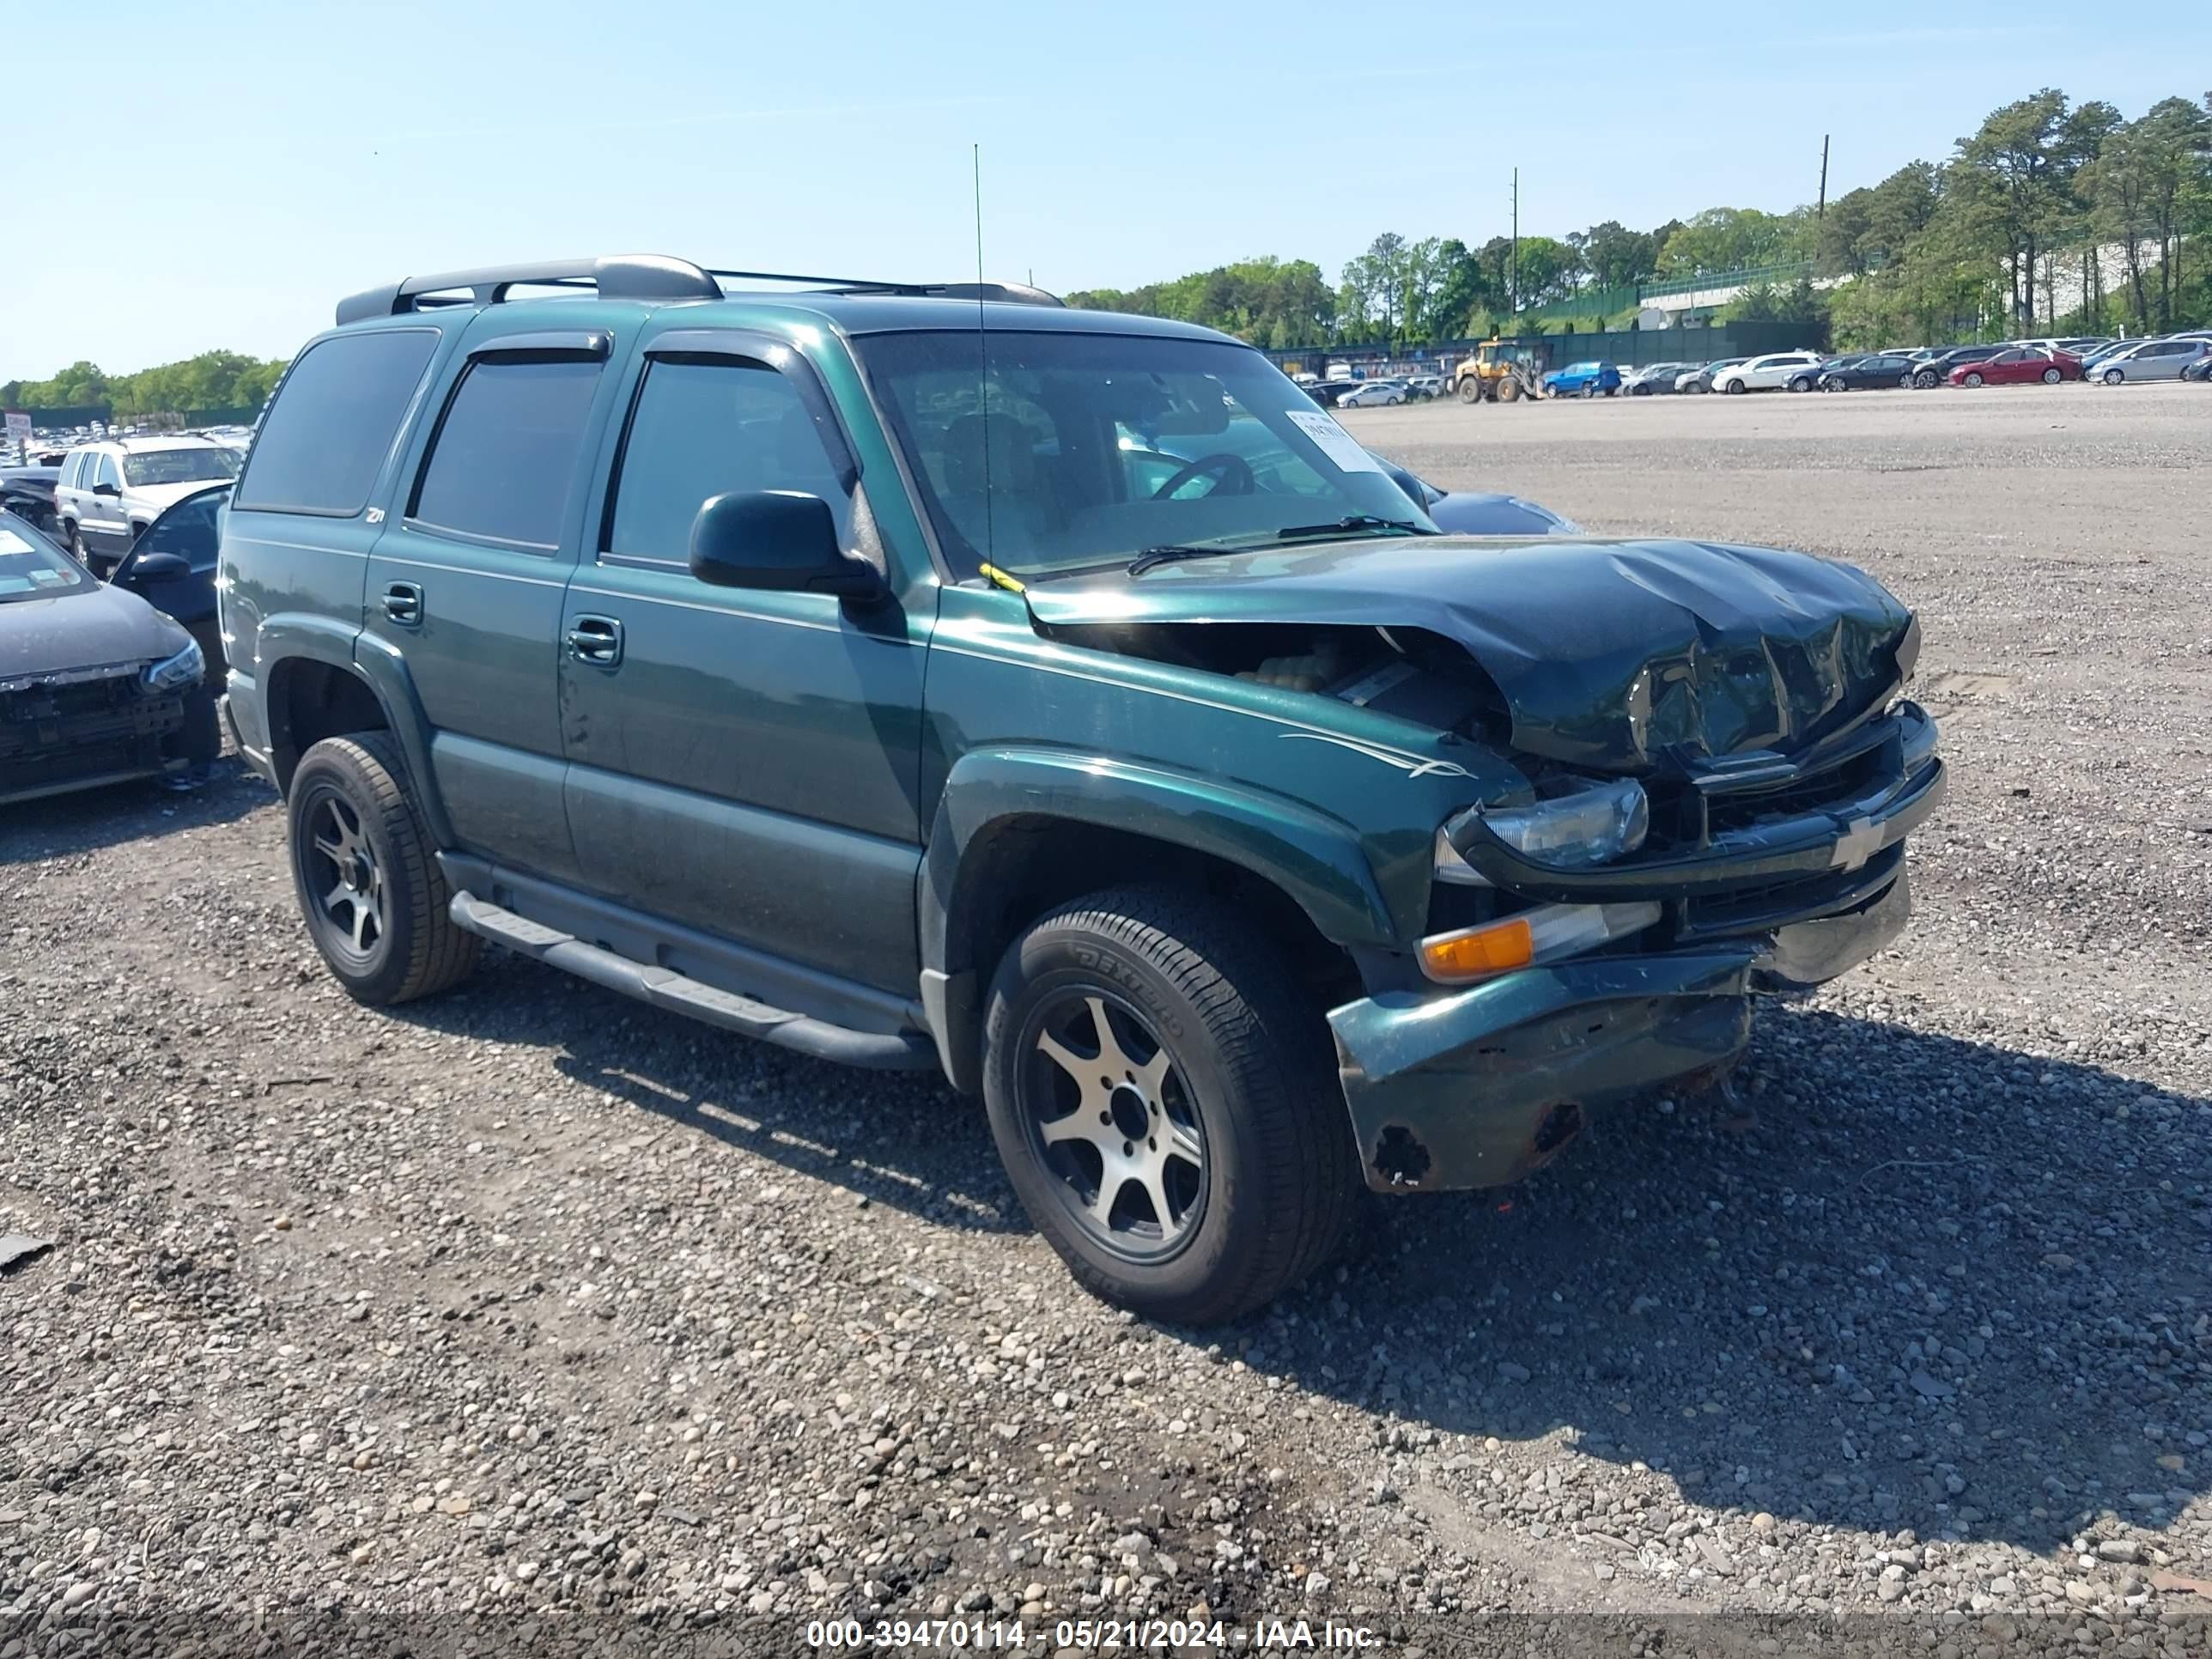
[981,886,1358,1324]
[1579,383,1596,398]
[287,732,480,1006]
[2041,367,2062,384]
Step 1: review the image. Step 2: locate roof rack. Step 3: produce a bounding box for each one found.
[337,255,1063,325]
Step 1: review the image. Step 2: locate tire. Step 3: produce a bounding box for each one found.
[1631,383,1650,396]
[1579,383,1596,398]
[981,884,1358,1324]
[1457,378,1481,404]
[2103,368,2124,385]
[1821,378,1844,392]
[2041,368,2062,384]
[1788,376,1811,392]
[1723,378,1747,394]
[1914,371,1939,389]
[62,521,86,564]
[286,732,480,1006]
[1963,372,1984,387]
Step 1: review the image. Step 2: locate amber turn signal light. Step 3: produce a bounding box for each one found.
[1419,916,1535,981]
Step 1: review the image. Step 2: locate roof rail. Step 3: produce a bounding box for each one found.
[334,255,1066,325]
[335,254,723,325]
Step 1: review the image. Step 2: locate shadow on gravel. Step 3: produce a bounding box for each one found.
[1224,1002,2212,1559]
[385,959,1022,1234]
[0,759,269,865]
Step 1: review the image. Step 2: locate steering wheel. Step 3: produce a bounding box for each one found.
[1150,452,1256,501]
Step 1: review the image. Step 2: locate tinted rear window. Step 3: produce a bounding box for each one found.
[410,357,603,550]
[234,330,439,515]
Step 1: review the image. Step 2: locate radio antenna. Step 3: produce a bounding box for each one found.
[973,142,994,579]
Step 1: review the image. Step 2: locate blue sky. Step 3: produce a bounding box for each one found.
[9,0,2206,375]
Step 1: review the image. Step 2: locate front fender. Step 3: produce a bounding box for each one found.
[916,745,1401,1091]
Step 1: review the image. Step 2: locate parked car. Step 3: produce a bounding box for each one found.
[1403,375,1444,401]
[0,508,210,805]
[106,483,229,673]
[53,436,240,575]
[1305,380,1359,407]
[220,253,1942,1323]
[2091,337,2212,384]
[1675,357,1749,394]
[1784,357,1852,392]
[1712,352,1826,394]
[1543,361,1622,398]
[1816,353,1916,391]
[1338,380,1407,407]
[1910,344,2010,388]
[0,463,61,533]
[1948,346,2081,387]
[1379,463,1582,536]
[2180,353,2212,383]
[1621,362,1690,396]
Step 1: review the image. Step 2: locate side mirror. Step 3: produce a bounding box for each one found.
[125,551,191,582]
[92,481,122,498]
[687,491,884,602]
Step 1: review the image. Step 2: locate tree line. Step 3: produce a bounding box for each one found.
[3,351,288,421]
[1071,83,2212,352]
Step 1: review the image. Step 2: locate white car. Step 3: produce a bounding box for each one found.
[1711,352,1827,394]
[52,436,241,574]
[1338,380,1407,408]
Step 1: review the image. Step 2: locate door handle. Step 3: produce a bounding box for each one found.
[382,581,424,625]
[567,614,623,667]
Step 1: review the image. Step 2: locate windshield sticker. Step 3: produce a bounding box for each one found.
[29,566,68,583]
[0,530,31,554]
[1285,410,1387,475]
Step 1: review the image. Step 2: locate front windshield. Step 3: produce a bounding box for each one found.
[0,514,94,603]
[121,447,240,488]
[855,330,1434,579]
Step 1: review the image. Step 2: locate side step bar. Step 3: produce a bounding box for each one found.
[447,892,935,1071]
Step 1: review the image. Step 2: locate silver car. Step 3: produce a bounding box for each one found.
[2092,337,2212,385]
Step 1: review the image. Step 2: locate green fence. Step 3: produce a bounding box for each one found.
[1635,262,1817,304]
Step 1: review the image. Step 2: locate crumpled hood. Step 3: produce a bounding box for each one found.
[1024,535,1917,774]
[0,583,191,684]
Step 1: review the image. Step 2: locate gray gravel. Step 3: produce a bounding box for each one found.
[6,380,2211,1655]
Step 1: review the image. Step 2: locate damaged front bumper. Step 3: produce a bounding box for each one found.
[1332,718,1935,1192]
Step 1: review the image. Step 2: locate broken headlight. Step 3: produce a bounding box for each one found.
[142,639,204,694]
[1897,701,1938,776]
[1445,776,1650,872]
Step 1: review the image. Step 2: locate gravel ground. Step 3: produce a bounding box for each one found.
[6,381,2211,1656]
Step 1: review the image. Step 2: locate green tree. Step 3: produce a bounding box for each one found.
[1949,89,2110,331]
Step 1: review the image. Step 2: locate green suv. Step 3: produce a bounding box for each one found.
[219,254,1943,1322]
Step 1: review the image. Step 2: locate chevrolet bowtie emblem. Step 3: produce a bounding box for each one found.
[1830,816,1884,872]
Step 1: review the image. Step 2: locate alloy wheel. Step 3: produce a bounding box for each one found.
[1018,990,1206,1261]
[304,792,387,961]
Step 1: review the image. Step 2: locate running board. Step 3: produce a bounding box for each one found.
[447,892,934,1071]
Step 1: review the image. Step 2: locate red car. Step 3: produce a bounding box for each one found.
[1949,346,2081,387]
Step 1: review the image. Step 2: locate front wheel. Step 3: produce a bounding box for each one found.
[1579,383,1596,398]
[62,522,87,565]
[1723,379,1747,394]
[1914,371,1939,389]
[2103,368,2124,385]
[1962,372,1984,387]
[287,732,481,1006]
[981,886,1358,1324]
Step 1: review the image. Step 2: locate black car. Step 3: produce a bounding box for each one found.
[1817,352,1916,391]
[1304,379,1360,407]
[106,483,228,672]
[0,464,60,534]
[1911,344,2004,388]
[2181,354,2212,383]
[0,509,210,805]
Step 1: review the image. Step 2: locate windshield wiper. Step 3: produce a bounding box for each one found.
[1275,514,1434,542]
[1127,544,1243,577]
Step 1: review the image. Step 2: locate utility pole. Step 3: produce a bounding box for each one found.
[1510,168,1519,319]
[1817,135,1829,219]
